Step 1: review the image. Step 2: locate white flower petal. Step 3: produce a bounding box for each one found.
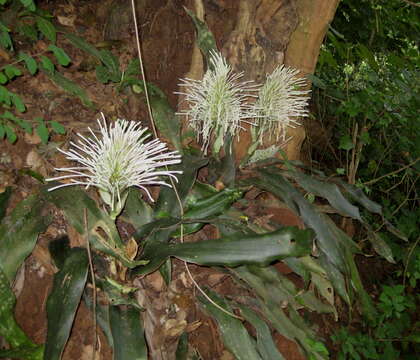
[177,50,258,154]
[253,65,310,145]
[46,115,182,208]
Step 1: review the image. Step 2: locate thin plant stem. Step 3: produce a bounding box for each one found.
[130,0,241,320]
[363,157,419,186]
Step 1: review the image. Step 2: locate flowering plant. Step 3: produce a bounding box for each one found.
[252,65,310,145]
[177,51,257,155]
[47,115,182,219]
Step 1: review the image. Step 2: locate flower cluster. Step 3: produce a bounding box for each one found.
[178,52,310,152]
[47,115,181,217]
[177,51,257,154]
[252,65,310,144]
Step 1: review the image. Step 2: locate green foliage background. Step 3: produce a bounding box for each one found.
[313,0,420,358]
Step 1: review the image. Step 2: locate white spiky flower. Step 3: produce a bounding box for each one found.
[253,65,310,145]
[46,114,182,218]
[177,51,258,154]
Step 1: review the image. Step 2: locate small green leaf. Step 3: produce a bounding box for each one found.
[45,71,93,107]
[0,26,13,51]
[0,85,11,105]
[0,71,8,84]
[18,24,38,42]
[19,0,36,11]
[36,122,49,144]
[95,65,111,83]
[0,124,4,139]
[65,33,102,59]
[10,93,26,112]
[49,120,65,134]
[47,45,71,66]
[359,130,370,145]
[4,65,22,80]
[339,135,354,151]
[19,52,38,75]
[40,56,55,74]
[4,125,16,143]
[36,17,56,43]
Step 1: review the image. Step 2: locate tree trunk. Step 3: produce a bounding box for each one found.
[220,0,339,161]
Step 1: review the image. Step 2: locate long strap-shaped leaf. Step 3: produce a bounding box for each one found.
[133,227,313,276]
[109,306,147,360]
[198,290,263,360]
[0,193,50,282]
[44,185,144,268]
[0,266,44,359]
[252,168,376,319]
[44,247,88,360]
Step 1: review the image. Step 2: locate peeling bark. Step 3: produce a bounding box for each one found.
[220,0,339,161]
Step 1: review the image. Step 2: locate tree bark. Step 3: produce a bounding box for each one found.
[283,0,340,161]
[221,0,339,161]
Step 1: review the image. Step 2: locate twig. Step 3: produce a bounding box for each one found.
[130,0,242,321]
[401,0,420,8]
[84,209,97,360]
[363,157,419,186]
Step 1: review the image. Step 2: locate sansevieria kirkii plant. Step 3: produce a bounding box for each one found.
[46,114,182,219]
[177,50,258,155]
[178,51,310,162]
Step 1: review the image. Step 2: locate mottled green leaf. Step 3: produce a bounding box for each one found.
[44,248,88,360]
[120,188,153,228]
[44,186,143,268]
[184,7,217,66]
[368,231,395,263]
[238,305,285,360]
[0,194,50,282]
[135,227,313,276]
[198,290,263,360]
[287,170,361,220]
[0,265,43,355]
[109,306,147,360]
[149,94,182,151]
